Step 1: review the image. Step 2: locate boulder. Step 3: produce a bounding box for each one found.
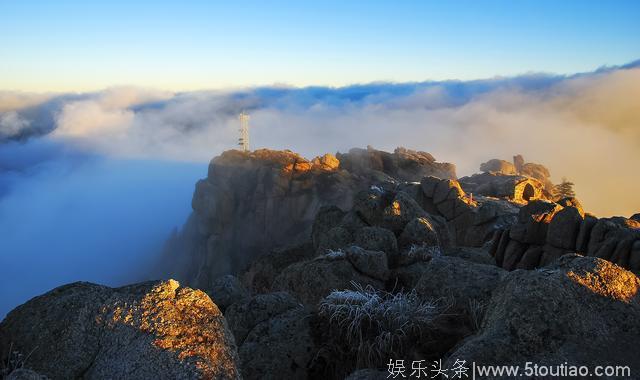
[448,197,518,248]
[610,237,635,267]
[241,243,315,293]
[239,307,315,380]
[398,255,505,309]
[458,172,545,203]
[353,227,398,256]
[208,274,250,312]
[519,162,551,184]
[595,238,618,260]
[225,292,301,345]
[398,217,440,250]
[447,255,640,371]
[480,159,517,175]
[444,246,496,266]
[576,215,597,254]
[338,210,369,233]
[546,206,584,250]
[336,146,456,182]
[502,240,528,271]
[514,200,562,245]
[515,245,543,269]
[556,197,584,216]
[587,217,640,258]
[540,244,571,266]
[352,189,386,226]
[312,206,346,250]
[420,176,441,198]
[630,240,640,271]
[310,153,340,171]
[436,197,474,221]
[344,246,389,281]
[0,280,240,379]
[316,226,353,253]
[272,256,384,306]
[433,179,465,205]
[382,191,428,232]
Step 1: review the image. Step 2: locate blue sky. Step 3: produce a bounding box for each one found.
[1,0,639,91]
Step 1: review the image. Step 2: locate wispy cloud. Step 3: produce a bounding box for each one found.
[1,64,639,216]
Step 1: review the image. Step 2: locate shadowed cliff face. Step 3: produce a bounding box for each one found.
[158,147,456,291]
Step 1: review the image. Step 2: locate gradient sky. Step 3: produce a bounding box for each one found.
[1,0,639,91]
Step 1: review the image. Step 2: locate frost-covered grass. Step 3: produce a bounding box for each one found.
[466,298,485,332]
[318,282,448,366]
[397,244,441,265]
[407,244,441,257]
[323,249,346,260]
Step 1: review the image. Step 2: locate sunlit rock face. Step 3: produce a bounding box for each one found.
[447,255,640,370]
[0,280,240,379]
[459,172,546,203]
[466,154,555,200]
[160,147,456,293]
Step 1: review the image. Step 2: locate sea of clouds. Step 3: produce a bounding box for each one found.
[1,61,638,316]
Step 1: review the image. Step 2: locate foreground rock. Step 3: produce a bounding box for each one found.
[0,280,240,379]
[228,294,315,380]
[272,254,385,306]
[447,255,640,372]
[396,255,505,310]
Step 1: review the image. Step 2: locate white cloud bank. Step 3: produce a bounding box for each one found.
[1,66,639,216]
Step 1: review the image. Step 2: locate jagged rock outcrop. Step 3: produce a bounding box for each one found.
[311,175,518,255]
[459,172,545,203]
[337,146,456,182]
[208,274,250,312]
[420,176,519,246]
[475,154,555,197]
[160,147,456,294]
[491,199,640,271]
[0,280,240,379]
[447,255,640,371]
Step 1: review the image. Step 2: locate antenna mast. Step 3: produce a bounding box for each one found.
[238,111,250,152]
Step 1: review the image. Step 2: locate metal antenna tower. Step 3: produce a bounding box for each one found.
[238,111,250,152]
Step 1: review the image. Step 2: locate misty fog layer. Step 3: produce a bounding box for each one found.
[0,139,204,317]
[2,62,639,216]
[1,62,639,316]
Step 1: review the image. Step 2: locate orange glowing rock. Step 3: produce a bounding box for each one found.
[311,153,340,171]
[567,260,639,303]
